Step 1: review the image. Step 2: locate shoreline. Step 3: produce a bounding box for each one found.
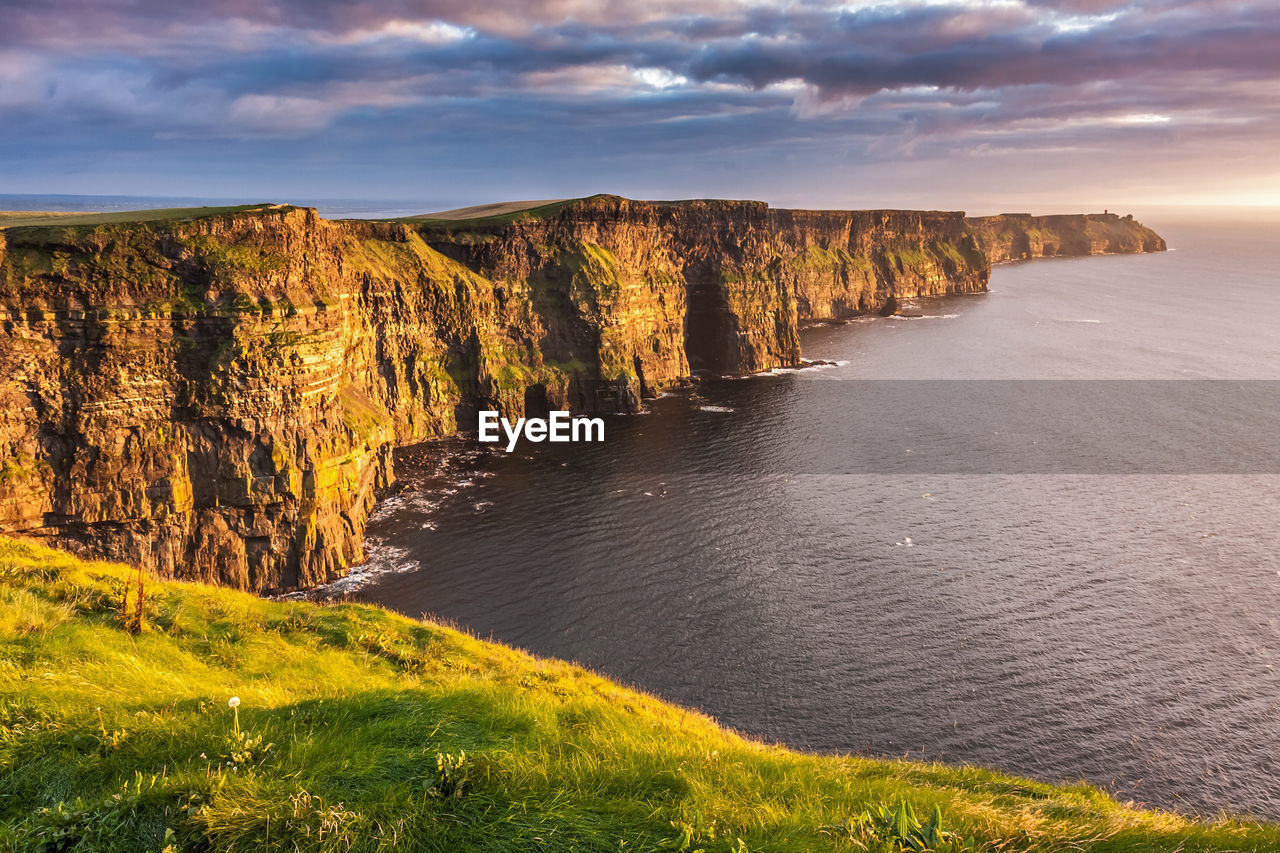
[288,287,981,602]
[290,341,872,602]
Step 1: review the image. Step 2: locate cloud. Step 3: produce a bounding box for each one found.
[225,95,340,135]
[0,0,1276,205]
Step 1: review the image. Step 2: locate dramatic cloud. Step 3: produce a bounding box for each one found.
[1,0,1277,209]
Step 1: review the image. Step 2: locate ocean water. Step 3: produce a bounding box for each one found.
[349,208,1280,819]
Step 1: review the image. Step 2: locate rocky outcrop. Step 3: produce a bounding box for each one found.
[967,212,1166,264]
[0,207,551,589]
[769,208,989,321]
[420,199,992,359]
[417,196,800,387]
[0,197,1162,590]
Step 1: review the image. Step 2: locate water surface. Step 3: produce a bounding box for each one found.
[356,210,1280,819]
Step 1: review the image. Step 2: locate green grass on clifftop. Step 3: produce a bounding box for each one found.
[0,205,281,230]
[401,198,583,227]
[0,538,1274,852]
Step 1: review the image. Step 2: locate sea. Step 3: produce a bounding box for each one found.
[353,207,1280,820]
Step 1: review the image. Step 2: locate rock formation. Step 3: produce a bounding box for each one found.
[0,196,1164,590]
[967,212,1166,263]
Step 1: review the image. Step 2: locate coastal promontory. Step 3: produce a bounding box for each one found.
[0,198,1164,590]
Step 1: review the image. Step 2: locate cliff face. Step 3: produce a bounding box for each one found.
[0,207,574,589]
[0,197,1160,590]
[417,196,799,388]
[422,200,990,347]
[769,208,989,320]
[967,212,1167,263]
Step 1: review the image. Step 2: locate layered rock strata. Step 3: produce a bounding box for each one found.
[0,197,1163,589]
[967,212,1167,263]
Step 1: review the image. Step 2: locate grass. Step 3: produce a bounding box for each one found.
[402,200,573,222]
[0,205,280,230]
[0,537,1276,852]
[402,198,584,227]
[338,384,392,444]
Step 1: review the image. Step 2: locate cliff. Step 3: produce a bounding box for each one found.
[0,197,1162,590]
[0,205,603,590]
[967,212,1167,263]
[417,197,990,364]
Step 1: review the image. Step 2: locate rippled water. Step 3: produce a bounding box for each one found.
[356,209,1280,819]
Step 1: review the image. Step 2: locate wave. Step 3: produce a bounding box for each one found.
[280,541,421,601]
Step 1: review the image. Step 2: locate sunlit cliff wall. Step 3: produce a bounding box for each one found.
[0,197,1162,589]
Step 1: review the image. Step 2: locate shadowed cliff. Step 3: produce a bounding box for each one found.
[0,196,1164,590]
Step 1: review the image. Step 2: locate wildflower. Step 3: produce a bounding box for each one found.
[228,696,241,735]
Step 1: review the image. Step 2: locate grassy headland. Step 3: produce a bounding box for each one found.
[404,199,573,222]
[0,205,279,230]
[0,538,1274,852]
[400,198,581,227]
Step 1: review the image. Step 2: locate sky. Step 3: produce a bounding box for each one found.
[2,0,1278,213]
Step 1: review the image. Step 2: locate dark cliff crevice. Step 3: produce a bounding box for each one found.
[683,277,730,373]
[0,197,1165,590]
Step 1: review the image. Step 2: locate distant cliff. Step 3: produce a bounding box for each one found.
[0,197,1163,590]
[416,196,993,373]
[967,212,1166,263]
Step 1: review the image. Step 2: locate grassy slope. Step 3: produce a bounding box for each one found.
[401,198,583,227]
[0,539,1275,853]
[410,200,572,221]
[0,206,276,229]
